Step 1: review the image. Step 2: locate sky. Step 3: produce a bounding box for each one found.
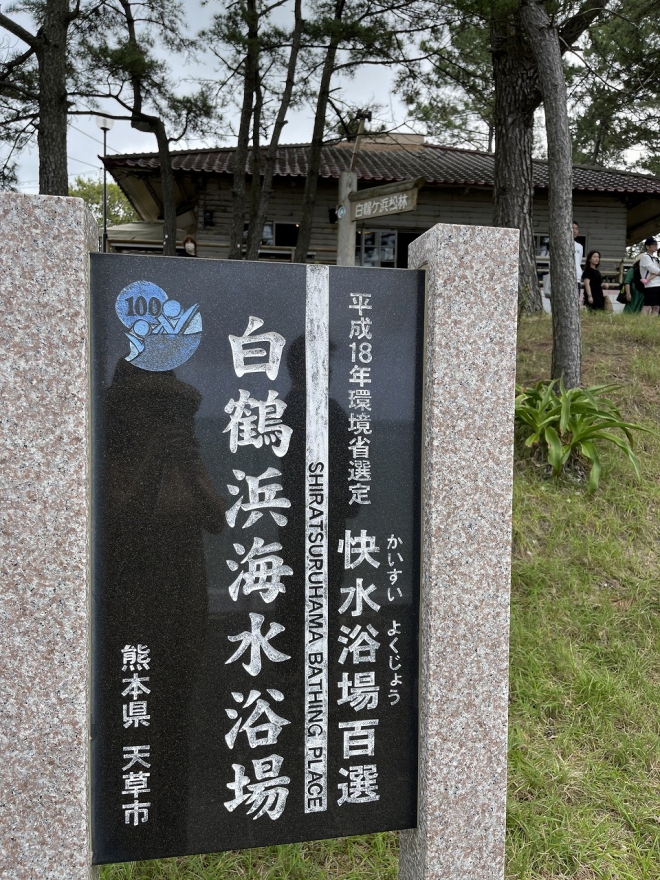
[3,1,413,194]
[6,3,645,192]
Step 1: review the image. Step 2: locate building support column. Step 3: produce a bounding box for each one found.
[336,170,357,266]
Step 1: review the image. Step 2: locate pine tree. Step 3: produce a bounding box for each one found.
[0,0,89,195]
[75,0,217,254]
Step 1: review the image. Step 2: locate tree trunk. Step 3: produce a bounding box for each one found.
[521,0,580,388]
[37,0,69,195]
[118,0,177,255]
[245,72,263,259]
[490,13,541,313]
[246,0,304,262]
[153,120,177,256]
[228,0,259,260]
[294,0,345,264]
[489,1,606,314]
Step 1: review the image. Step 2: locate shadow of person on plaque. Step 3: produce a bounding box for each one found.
[279,336,357,680]
[95,358,225,863]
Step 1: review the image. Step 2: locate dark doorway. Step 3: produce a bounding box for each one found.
[396,231,424,268]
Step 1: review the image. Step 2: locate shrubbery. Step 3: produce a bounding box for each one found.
[514,379,649,491]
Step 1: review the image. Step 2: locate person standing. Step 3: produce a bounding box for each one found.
[622,254,645,313]
[573,221,584,302]
[640,236,660,316]
[582,250,608,310]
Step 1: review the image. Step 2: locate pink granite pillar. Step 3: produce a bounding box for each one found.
[0,194,98,880]
[399,224,519,880]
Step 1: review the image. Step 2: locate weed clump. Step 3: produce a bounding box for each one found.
[515,378,650,491]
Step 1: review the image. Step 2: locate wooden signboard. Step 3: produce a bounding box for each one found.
[348,178,425,223]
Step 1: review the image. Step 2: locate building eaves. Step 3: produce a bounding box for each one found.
[103,141,660,196]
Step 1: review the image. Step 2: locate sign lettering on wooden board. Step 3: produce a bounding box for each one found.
[348,178,424,222]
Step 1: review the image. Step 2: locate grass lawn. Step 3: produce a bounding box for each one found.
[103,313,660,879]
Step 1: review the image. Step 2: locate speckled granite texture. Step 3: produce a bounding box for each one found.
[398,224,518,880]
[0,194,98,880]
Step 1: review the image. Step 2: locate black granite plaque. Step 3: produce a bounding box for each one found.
[90,255,424,864]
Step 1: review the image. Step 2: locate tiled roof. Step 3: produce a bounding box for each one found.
[104,141,660,195]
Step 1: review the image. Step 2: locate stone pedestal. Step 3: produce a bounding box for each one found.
[399,223,519,880]
[0,203,517,878]
[0,194,97,880]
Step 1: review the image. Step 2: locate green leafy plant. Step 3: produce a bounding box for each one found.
[514,380,649,491]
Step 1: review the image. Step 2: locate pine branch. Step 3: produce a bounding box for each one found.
[0,46,36,82]
[558,0,609,52]
[0,12,38,49]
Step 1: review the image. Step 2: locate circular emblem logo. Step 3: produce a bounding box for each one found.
[115,281,202,372]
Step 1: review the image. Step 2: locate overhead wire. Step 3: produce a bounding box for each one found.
[69,123,121,153]
[14,123,118,189]
[16,167,102,190]
[68,154,104,170]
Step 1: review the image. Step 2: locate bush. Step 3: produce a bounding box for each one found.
[514,380,649,491]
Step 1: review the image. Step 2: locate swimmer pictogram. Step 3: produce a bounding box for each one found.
[115,280,202,371]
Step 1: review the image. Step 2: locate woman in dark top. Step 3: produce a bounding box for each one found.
[582,250,606,310]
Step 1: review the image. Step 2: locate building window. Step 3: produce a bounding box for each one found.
[355,229,397,268]
[535,235,550,257]
[243,221,275,246]
[535,233,587,257]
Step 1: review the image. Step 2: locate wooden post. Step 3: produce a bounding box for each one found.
[336,170,357,266]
